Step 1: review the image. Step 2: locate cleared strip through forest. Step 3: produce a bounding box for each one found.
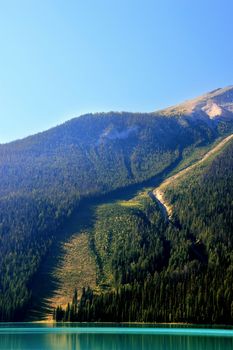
[153,133,233,220]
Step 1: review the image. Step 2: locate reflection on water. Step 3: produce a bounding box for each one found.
[0,329,232,350]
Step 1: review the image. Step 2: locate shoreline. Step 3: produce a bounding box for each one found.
[0,321,232,328]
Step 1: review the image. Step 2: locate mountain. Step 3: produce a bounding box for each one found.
[0,86,233,321]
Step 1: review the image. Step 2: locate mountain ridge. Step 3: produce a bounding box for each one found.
[158,85,233,120]
[1,86,233,146]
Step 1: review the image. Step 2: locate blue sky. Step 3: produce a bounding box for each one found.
[0,0,233,143]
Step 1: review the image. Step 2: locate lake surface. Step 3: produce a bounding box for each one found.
[0,324,232,350]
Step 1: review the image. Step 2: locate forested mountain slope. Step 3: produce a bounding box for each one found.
[63,136,233,324]
[0,86,233,321]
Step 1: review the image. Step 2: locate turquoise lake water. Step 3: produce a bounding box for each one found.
[0,324,232,350]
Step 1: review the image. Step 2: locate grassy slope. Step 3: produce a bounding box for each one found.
[31,184,162,320]
[45,233,97,317]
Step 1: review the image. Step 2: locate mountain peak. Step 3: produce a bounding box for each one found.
[159,85,233,120]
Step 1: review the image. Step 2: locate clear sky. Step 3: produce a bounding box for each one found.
[0,0,233,143]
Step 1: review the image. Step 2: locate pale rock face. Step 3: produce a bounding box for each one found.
[201,101,223,119]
